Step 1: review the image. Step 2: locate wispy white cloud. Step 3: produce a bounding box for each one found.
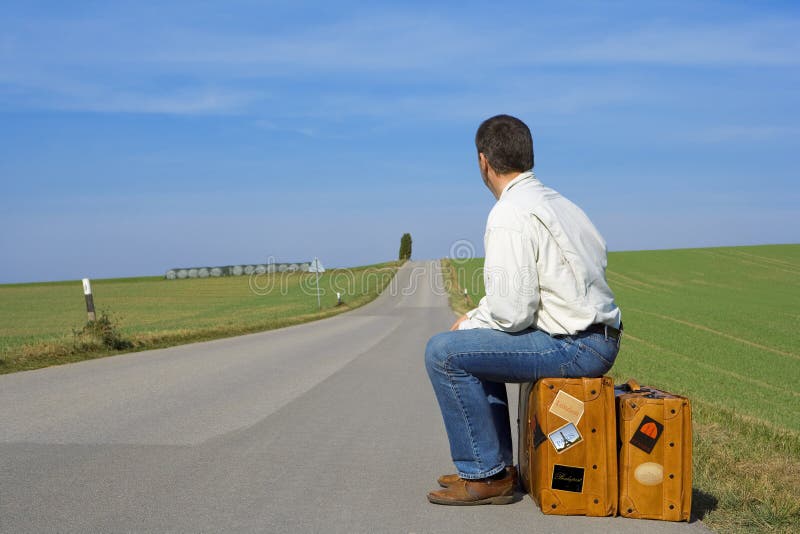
[1,5,798,118]
[66,88,257,115]
[0,70,257,115]
[103,14,800,70]
[543,19,800,65]
[253,119,319,138]
[688,125,800,143]
[151,12,482,71]
[284,80,642,123]
[78,13,799,72]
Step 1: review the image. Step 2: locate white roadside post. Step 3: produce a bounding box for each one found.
[308,257,326,309]
[82,278,96,321]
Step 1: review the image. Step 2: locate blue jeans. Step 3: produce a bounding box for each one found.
[424,326,619,479]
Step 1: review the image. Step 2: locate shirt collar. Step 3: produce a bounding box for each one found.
[499,170,536,199]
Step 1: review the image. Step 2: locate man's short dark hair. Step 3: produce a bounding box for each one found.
[475,114,534,174]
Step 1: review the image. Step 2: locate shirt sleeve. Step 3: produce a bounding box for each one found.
[458,224,539,332]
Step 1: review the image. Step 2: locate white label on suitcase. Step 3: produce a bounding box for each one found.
[549,390,584,424]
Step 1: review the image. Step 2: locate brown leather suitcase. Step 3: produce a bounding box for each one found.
[518,376,618,516]
[616,379,692,521]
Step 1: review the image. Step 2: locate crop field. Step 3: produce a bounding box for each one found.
[0,261,401,374]
[443,244,799,533]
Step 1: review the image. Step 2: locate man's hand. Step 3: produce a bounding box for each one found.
[450,314,469,331]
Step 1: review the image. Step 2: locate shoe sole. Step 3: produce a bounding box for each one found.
[427,494,516,506]
[438,468,518,488]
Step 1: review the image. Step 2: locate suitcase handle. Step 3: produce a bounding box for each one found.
[625,379,642,392]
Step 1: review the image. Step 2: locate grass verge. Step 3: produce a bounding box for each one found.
[440,257,476,316]
[1,260,402,374]
[441,246,800,533]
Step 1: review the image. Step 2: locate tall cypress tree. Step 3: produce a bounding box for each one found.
[399,233,412,260]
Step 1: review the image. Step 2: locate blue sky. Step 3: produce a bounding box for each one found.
[1,0,798,283]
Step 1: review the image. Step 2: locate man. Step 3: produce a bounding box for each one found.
[425,114,622,505]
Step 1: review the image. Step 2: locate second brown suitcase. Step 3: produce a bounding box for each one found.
[616,379,693,521]
[518,376,618,516]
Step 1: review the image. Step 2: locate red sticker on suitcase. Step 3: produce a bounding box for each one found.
[630,415,664,454]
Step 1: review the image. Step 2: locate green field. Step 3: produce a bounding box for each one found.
[0,261,401,373]
[444,244,799,533]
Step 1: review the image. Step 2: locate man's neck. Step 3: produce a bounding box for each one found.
[490,170,525,199]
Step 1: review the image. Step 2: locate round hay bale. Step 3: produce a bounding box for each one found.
[244,265,255,275]
[177,269,188,279]
[288,263,299,272]
[166,270,177,280]
[267,264,277,273]
[255,265,267,274]
[198,268,210,278]
[232,265,244,276]
[210,267,223,277]
[300,263,309,272]
[278,264,288,272]
[188,268,199,278]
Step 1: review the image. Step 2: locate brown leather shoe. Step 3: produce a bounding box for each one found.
[437,466,517,488]
[427,469,516,506]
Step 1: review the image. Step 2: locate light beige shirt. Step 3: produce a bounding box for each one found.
[459,170,621,334]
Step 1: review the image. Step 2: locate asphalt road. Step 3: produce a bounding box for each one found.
[0,260,710,533]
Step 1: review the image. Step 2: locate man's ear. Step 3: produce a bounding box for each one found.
[478,152,489,173]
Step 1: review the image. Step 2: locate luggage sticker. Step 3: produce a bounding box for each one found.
[549,390,584,424]
[548,422,583,454]
[551,464,584,493]
[532,415,547,449]
[630,415,664,454]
